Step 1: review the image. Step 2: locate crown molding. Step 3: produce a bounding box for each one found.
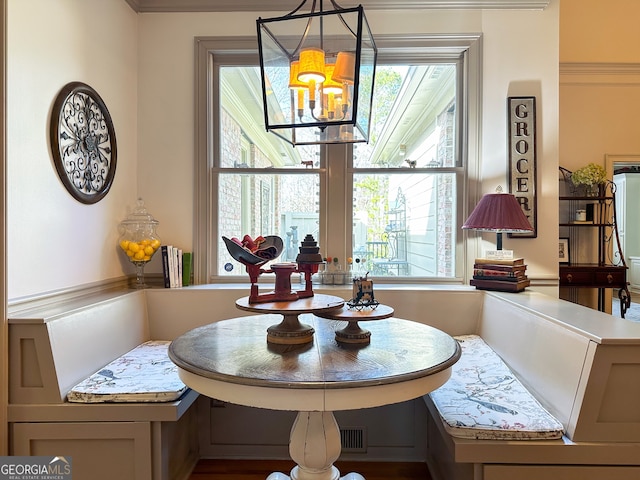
[560,62,640,86]
[124,0,550,13]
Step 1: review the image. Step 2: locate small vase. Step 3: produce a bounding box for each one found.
[586,184,605,197]
[574,183,601,197]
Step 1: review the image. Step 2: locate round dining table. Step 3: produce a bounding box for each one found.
[169,313,460,480]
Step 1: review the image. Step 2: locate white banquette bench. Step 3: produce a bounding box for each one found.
[397,290,640,480]
[7,290,200,480]
[8,285,640,480]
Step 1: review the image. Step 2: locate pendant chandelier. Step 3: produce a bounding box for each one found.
[257,0,377,146]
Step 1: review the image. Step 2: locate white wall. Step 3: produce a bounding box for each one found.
[560,71,640,170]
[7,0,139,300]
[559,0,640,195]
[6,0,560,300]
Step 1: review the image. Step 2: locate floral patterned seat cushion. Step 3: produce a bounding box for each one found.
[67,341,188,403]
[429,334,565,440]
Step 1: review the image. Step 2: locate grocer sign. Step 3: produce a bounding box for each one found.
[508,96,537,238]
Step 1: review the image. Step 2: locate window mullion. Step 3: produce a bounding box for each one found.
[324,144,350,266]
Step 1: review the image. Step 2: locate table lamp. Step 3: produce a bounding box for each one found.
[462,187,533,251]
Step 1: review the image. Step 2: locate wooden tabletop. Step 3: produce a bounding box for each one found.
[169,315,460,412]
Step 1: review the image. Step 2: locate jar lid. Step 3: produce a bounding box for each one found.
[120,198,159,225]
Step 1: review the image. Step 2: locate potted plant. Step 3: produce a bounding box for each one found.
[571,163,607,196]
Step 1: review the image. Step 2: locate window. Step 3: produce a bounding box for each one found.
[351,63,460,278]
[195,36,480,283]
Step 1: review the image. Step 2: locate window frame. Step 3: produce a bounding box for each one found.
[194,34,482,284]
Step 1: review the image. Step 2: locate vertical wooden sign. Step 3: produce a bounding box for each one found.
[508,96,537,238]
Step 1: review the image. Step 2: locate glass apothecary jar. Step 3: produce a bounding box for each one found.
[118,198,161,288]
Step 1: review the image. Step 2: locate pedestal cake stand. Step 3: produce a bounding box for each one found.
[315,304,394,345]
[236,294,345,345]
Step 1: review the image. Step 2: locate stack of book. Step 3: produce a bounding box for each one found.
[161,246,193,288]
[470,258,530,292]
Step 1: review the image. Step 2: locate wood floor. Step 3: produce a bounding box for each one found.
[188,459,432,480]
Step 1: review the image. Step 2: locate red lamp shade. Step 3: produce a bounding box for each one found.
[463,192,533,232]
[462,191,533,249]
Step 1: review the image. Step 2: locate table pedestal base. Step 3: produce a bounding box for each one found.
[265,411,365,480]
[267,314,315,345]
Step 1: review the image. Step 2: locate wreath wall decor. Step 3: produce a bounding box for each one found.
[50,82,117,204]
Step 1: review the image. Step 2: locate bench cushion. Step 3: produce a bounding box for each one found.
[429,334,564,440]
[67,341,188,403]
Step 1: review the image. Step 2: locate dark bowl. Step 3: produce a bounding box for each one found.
[222,235,283,266]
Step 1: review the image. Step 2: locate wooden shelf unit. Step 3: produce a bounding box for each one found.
[558,167,631,317]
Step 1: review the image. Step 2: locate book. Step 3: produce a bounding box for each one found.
[473,268,527,278]
[586,202,595,222]
[586,202,607,224]
[474,257,525,266]
[167,246,176,288]
[473,267,526,277]
[163,245,184,289]
[182,252,193,287]
[473,274,528,282]
[473,264,527,273]
[176,248,183,289]
[161,245,171,288]
[470,278,530,292]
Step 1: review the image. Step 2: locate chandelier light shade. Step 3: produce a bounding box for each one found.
[288,61,306,89]
[462,188,533,250]
[332,51,356,84]
[298,47,326,83]
[322,65,343,94]
[257,0,377,146]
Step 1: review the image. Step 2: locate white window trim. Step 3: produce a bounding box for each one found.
[193,34,482,284]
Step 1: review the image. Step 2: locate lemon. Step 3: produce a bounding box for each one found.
[120,240,130,250]
[144,245,154,256]
[134,250,145,260]
[150,239,161,249]
[128,242,140,253]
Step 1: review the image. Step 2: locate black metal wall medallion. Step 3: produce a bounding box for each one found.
[50,82,117,204]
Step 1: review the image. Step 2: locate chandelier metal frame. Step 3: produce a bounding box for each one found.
[257,0,377,145]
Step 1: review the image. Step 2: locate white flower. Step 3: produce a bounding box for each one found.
[571,163,607,186]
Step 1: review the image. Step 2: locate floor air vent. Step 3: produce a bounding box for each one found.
[340,427,367,453]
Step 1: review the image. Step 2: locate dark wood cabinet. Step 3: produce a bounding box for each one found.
[560,264,626,286]
[559,167,631,317]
